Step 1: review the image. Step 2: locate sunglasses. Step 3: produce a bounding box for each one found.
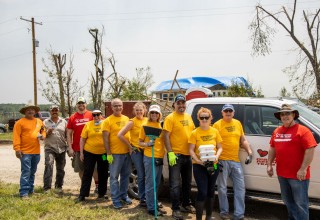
[92,113,101,117]
[77,102,85,105]
[280,112,292,117]
[150,111,159,114]
[223,109,233,113]
[199,116,210,120]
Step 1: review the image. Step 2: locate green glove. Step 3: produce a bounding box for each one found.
[168,152,177,166]
[107,155,113,164]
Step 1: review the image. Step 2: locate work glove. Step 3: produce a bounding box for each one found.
[107,155,114,164]
[168,152,177,166]
[245,154,253,165]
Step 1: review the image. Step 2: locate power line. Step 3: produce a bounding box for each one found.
[0,27,25,37]
[0,52,31,61]
[0,17,16,25]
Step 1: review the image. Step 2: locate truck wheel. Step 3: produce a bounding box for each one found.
[128,163,139,199]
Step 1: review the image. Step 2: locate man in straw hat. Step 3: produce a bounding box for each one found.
[268,104,317,220]
[13,104,46,199]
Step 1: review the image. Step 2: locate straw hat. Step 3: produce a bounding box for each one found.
[274,104,299,120]
[19,104,40,114]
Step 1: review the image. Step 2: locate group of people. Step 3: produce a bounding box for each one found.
[12,94,316,220]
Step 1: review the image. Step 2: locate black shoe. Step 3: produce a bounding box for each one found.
[139,200,147,207]
[97,195,108,201]
[76,195,85,203]
[148,210,164,216]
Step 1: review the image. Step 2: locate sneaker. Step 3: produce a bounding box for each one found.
[139,200,147,207]
[54,188,63,194]
[181,205,196,214]
[96,195,108,201]
[148,210,164,217]
[172,210,184,220]
[113,201,123,209]
[158,207,167,215]
[76,195,85,203]
[157,202,163,208]
[220,214,231,220]
[20,195,29,200]
[121,197,132,205]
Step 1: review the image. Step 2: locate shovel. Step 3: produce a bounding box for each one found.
[143,126,162,219]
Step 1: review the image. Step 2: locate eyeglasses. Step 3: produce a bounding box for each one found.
[92,113,101,117]
[199,116,210,120]
[280,112,292,117]
[150,111,159,114]
[77,102,85,105]
[223,109,233,113]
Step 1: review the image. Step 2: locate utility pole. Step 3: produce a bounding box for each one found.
[20,17,42,106]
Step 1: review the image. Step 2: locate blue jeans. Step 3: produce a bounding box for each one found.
[193,164,220,201]
[109,153,132,204]
[217,160,245,219]
[144,156,163,211]
[168,154,192,210]
[20,154,40,197]
[278,176,309,220]
[131,148,146,202]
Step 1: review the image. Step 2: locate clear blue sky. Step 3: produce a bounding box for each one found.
[0,0,318,104]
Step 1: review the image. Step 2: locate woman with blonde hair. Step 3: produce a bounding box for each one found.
[189,107,223,220]
[118,102,148,206]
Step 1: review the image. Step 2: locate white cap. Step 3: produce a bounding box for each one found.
[149,105,161,114]
[92,109,102,114]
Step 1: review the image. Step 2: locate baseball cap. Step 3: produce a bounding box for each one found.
[222,104,234,111]
[50,105,59,110]
[92,109,102,114]
[77,97,86,104]
[149,105,161,114]
[174,94,186,103]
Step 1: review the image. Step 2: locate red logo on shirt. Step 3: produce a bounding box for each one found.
[257,149,268,157]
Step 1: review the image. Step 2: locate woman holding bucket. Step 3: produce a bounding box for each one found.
[118,102,148,207]
[189,107,223,220]
[139,104,166,217]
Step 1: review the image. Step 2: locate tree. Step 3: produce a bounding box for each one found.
[89,27,106,110]
[279,87,291,97]
[226,80,258,97]
[250,0,320,97]
[122,67,154,100]
[105,52,126,99]
[40,49,83,117]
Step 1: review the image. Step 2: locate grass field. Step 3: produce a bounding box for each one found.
[0,182,155,220]
[0,132,12,141]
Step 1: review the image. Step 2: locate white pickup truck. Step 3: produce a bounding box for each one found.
[128,97,320,209]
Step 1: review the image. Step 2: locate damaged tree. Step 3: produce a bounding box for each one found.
[250,0,320,96]
[89,28,105,109]
[40,49,82,117]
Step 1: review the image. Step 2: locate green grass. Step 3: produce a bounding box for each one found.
[0,182,158,220]
[0,132,13,141]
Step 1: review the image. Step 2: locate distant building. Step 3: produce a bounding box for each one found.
[153,76,249,102]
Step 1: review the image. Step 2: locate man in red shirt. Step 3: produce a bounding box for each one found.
[268,104,317,220]
[67,97,93,180]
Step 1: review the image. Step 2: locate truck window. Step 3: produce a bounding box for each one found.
[244,105,279,136]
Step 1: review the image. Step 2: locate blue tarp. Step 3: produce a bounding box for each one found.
[154,76,249,92]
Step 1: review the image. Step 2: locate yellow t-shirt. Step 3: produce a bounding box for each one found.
[81,120,106,154]
[139,121,165,158]
[13,118,46,154]
[188,127,222,164]
[102,114,130,154]
[130,117,148,149]
[213,118,244,162]
[163,112,195,155]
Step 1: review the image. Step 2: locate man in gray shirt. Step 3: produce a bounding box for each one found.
[43,105,68,193]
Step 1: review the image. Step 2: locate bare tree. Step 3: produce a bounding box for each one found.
[105,51,126,99]
[250,0,320,97]
[280,86,291,97]
[89,27,105,109]
[40,48,83,117]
